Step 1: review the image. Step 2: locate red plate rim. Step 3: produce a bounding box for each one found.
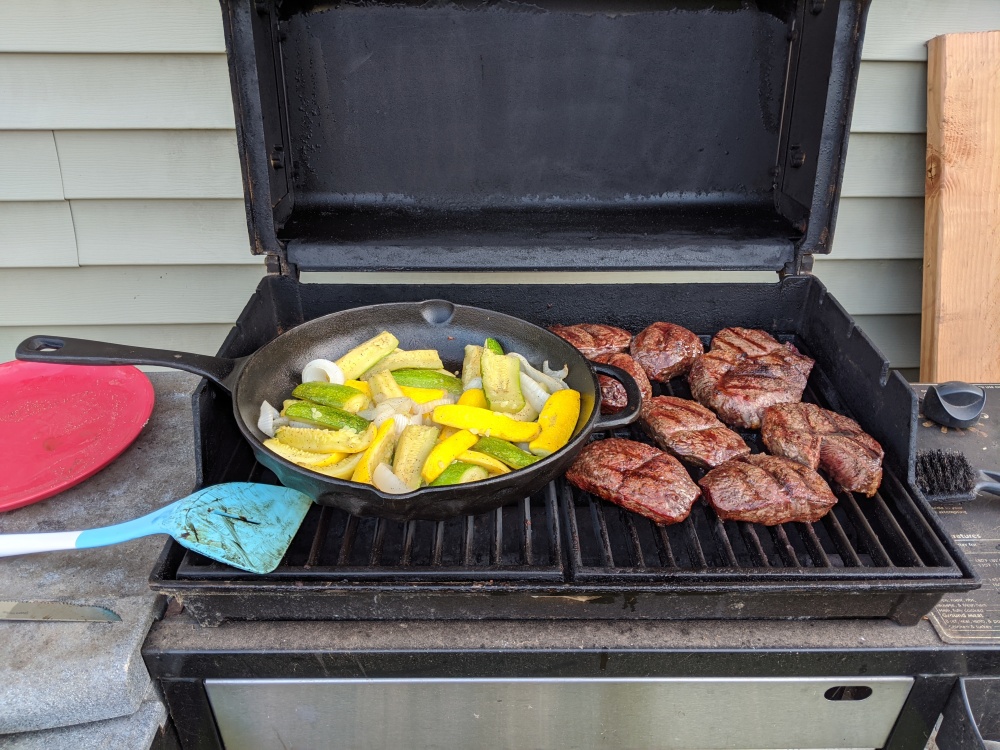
[0,361,155,512]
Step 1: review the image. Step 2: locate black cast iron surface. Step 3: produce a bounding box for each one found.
[147,277,978,626]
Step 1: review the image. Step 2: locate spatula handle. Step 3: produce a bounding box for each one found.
[0,512,165,558]
[0,532,82,557]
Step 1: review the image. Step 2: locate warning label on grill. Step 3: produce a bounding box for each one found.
[929,526,1000,644]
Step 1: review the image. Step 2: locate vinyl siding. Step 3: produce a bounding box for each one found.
[2,0,999,368]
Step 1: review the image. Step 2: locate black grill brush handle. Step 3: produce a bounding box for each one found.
[16,335,243,392]
[591,362,643,431]
[979,470,1000,498]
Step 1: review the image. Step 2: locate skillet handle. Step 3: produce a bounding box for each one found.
[591,363,643,431]
[15,335,241,392]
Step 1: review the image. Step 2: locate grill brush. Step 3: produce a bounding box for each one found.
[915,450,1000,503]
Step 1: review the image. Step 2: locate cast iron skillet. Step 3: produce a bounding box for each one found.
[17,300,641,521]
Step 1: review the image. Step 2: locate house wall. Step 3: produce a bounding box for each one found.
[3,0,999,374]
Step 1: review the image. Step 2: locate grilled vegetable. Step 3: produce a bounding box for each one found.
[292,382,370,413]
[484,338,504,355]
[393,424,441,490]
[462,345,483,388]
[361,349,444,379]
[372,463,412,494]
[456,450,511,475]
[344,379,372,399]
[429,462,490,486]
[473,436,540,470]
[302,359,345,385]
[398,385,447,404]
[274,423,376,454]
[368,370,406,403]
[283,401,371,433]
[481,348,524,413]
[392,369,463,396]
[262,439,347,467]
[335,331,399,380]
[529,389,581,457]
[457,388,488,409]
[431,405,541,442]
[312,452,364,479]
[421,429,479,484]
[352,420,399,485]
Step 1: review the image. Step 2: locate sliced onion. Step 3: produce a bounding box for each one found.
[413,397,454,415]
[302,359,345,385]
[373,463,411,494]
[543,361,569,381]
[391,413,410,437]
[464,376,483,391]
[510,353,566,393]
[257,400,281,437]
[408,413,425,426]
[519,372,551,413]
[515,442,532,452]
[287,420,319,430]
[357,407,378,421]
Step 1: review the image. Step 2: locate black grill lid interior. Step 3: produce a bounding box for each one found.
[222,0,869,272]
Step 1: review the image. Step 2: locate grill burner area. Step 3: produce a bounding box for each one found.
[154,351,966,626]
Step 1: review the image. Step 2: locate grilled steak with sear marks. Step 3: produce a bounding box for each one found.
[565,438,700,525]
[640,396,750,468]
[761,402,883,496]
[699,454,837,525]
[688,327,814,429]
[630,322,704,382]
[548,323,632,359]
[593,352,653,414]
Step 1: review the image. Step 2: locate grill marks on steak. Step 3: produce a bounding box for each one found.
[640,396,750,468]
[548,324,632,359]
[565,438,700,525]
[593,352,653,414]
[688,327,814,429]
[761,403,884,496]
[630,322,704,382]
[699,454,837,525]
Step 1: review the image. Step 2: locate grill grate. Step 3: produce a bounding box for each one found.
[175,339,956,586]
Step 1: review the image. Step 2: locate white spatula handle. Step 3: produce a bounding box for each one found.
[0,531,82,557]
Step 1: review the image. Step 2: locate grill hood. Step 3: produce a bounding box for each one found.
[220,0,870,275]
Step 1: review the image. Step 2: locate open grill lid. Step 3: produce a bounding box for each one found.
[220,0,869,275]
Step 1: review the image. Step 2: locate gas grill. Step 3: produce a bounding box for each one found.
[132,0,1000,746]
[149,280,978,627]
[144,0,981,630]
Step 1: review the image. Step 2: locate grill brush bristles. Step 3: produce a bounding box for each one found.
[916,450,986,503]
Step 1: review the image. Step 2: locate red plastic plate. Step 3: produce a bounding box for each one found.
[0,361,155,512]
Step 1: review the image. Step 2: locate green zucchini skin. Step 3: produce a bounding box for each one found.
[292,382,369,412]
[473,436,539,469]
[484,338,504,355]
[429,462,490,486]
[392,369,463,395]
[283,401,371,433]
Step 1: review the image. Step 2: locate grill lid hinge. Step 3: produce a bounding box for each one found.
[266,253,299,279]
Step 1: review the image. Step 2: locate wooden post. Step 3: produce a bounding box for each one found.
[920,31,1000,382]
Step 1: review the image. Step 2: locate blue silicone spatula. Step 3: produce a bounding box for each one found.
[0,483,313,574]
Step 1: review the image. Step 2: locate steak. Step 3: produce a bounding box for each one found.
[592,352,653,414]
[761,402,884,496]
[630,322,704,382]
[565,438,700,525]
[688,327,814,429]
[698,454,837,525]
[548,323,632,359]
[640,396,750,468]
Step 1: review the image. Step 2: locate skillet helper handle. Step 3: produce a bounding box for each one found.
[16,335,240,391]
[592,362,643,431]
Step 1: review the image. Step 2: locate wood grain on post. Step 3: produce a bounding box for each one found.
[921,31,1000,382]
